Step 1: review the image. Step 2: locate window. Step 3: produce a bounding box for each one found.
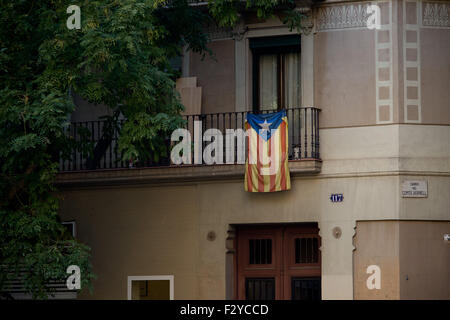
[62,221,76,238]
[169,55,183,76]
[127,276,174,300]
[250,35,301,111]
[295,237,319,264]
[245,278,275,300]
[249,239,272,264]
[291,277,321,301]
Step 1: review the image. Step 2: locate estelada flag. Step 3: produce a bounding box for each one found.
[245,110,291,192]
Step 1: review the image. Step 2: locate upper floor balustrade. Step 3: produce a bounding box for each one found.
[59,107,320,172]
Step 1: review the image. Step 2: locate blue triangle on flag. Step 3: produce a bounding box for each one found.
[246,110,286,141]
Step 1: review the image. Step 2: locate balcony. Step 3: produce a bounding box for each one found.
[56,107,321,187]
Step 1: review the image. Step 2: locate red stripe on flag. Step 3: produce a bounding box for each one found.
[246,123,253,192]
[280,120,287,190]
[257,133,264,192]
[269,133,276,192]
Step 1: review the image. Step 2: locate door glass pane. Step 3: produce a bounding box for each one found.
[249,239,272,264]
[259,54,278,111]
[291,277,321,300]
[246,278,275,300]
[295,237,319,263]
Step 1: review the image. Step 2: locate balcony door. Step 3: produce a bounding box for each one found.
[236,224,321,300]
[251,35,301,112]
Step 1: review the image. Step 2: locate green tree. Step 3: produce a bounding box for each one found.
[0,0,304,298]
[0,0,210,299]
[208,0,306,32]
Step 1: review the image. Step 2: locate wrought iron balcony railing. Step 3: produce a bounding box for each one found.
[59,107,320,172]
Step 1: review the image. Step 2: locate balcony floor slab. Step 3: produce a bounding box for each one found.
[56,160,321,189]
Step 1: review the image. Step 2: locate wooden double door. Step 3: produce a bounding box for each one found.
[236,224,321,300]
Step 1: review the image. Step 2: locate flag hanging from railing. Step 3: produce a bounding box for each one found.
[245,110,291,192]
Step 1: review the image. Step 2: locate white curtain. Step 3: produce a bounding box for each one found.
[259,54,278,111]
[259,52,301,110]
[284,52,301,108]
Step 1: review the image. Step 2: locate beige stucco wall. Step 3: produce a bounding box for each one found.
[189,40,236,114]
[314,29,377,128]
[354,220,450,300]
[59,172,450,300]
[399,221,450,299]
[60,186,200,299]
[60,174,399,299]
[353,221,401,300]
[420,28,450,125]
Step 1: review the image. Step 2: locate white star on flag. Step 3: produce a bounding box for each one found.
[259,119,272,135]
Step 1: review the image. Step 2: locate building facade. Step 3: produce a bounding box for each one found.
[58,0,450,300]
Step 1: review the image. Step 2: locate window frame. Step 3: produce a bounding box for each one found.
[127,275,174,300]
[62,221,76,238]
